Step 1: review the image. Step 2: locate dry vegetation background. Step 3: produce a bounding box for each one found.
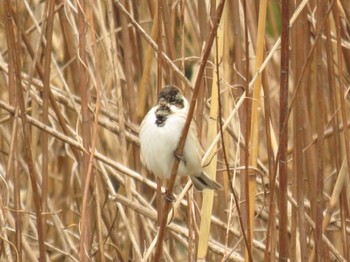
[0,0,350,261]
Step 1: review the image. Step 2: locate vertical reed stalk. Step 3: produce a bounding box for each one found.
[291,0,308,260]
[248,0,267,259]
[314,1,325,260]
[78,0,92,260]
[279,0,290,259]
[242,0,252,259]
[41,0,56,244]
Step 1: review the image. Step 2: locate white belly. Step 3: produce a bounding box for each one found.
[140,108,202,179]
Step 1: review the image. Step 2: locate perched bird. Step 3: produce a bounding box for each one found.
[139,85,222,191]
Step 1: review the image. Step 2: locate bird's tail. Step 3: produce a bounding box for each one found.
[190,172,223,191]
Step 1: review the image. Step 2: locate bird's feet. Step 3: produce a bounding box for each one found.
[163,191,176,202]
[174,151,186,164]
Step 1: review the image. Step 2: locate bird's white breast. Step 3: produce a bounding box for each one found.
[140,106,202,179]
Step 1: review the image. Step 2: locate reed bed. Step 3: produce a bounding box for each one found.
[0,0,349,261]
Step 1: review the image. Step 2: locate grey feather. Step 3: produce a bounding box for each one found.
[190,172,223,191]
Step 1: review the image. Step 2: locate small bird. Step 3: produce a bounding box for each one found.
[139,85,222,191]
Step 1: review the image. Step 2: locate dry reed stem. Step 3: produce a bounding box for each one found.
[247,0,267,260]
[41,0,56,251]
[291,0,309,260]
[197,22,220,260]
[278,0,290,260]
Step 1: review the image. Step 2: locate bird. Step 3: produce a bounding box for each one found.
[139,85,222,191]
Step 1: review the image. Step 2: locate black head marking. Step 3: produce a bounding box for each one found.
[155,103,171,127]
[158,85,184,108]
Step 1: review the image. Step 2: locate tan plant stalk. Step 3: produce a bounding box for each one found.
[41,0,56,246]
[247,0,267,259]
[77,0,93,260]
[197,20,221,260]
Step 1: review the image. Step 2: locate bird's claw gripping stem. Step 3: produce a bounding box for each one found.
[174,151,186,164]
[163,191,176,202]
